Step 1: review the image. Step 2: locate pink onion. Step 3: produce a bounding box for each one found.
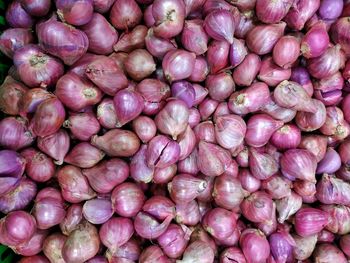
[178,241,214,263]
[204,9,235,44]
[56,0,93,26]
[62,222,100,263]
[43,233,67,263]
[301,21,329,59]
[206,72,235,101]
[246,22,286,55]
[37,15,89,65]
[0,178,36,214]
[63,112,100,141]
[91,129,140,157]
[113,25,148,53]
[316,147,341,174]
[269,231,295,263]
[270,124,301,150]
[181,19,208,55]
[229,38,248,68]
[145,28,177,59]
[294,208,329,237]
[0,117,34,151]
[284,0,320,30]
[249,148,279,180]
[0,28,33,58]
[134,212,173,239]
[0,76,28,116]
[313,243,347,263]
[256,0,294,24]
[157,224,190,258]
[59,204,83,236]
[20,0,51,16]
[56,72,102,112]
[239,229,270,263]
[152,0,185,39]
[14,229,48,256]
[5,1,34,28]
[64,142,104,169]
[111,182,145,217]
[109,0,141,30]
[21,148,54,182]
[171,80,195,108]
[162,49,196,82]
[232,53,261,86]
[37,129,70,165]
[99,217,134,253]
[331,17,350,57]
[57,165,96,203]
[241,191,273,223]
[207,40,229,74]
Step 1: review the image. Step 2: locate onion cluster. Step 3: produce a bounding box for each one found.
[1,0,350,262]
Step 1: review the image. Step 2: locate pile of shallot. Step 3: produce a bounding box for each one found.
[1,0,350,262]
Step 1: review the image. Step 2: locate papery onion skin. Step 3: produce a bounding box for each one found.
[55,0,94,26]
[20,0,51,17]
[294,208,329,237]
[0,76,28,116]
[43,233,67,263]
[284,0,320,30]
[256,0,294,24]
[6,1,34,28]
[0,28,34,58]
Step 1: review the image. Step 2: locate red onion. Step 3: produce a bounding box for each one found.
[318,0,343,20]
[99,217,134,253]
[316,147,341,174]
[316,174,350,206]
[232,53,261,86]
[168,173,207,204]
[321,204,350,235]
[197,140,232,177]
[134,212,173,239]
[157,224,190,258]
[83,159,128,194]
[274,80,316,113]
[108,238,141,262]
[276,192,302,223]
[37,129,69,165]
[62,222,100,263]
[57,165,96,203]
[92,0,115,13]
[59,204,83,235]
[125,49,156,81]
[33,194,66,230]
[246,22,286,55]
[269,231,295,263]
[132,116,156,143]
[80,13,117,54]
[145,29,177,59]
[113,25,148,53]
[256,0,294,24]
[63,142,104,169]
[130,145,154,183]
[229,82,270,115]
[91,129,140,157]
[162,49,196,82]
[204,9,235,44]
[0,117,34,150]
[294,208,329,237]
[155,99,189,139]
[37,15,89,65]
[239,229,270,263]
[240,191,273,223]
[245,114,284,148]
[146,135,180,168]
[249,148,279,180]
[0,76,28,115]
[284,0,320,30]
[22,148,54,182]
[137,78,170,103]
[96,98,118,129]
[43,233,67,263]
[239,169,261,193]
[307,45,345,79]
[0,28,33,58]
[281,149,317,182]
[1,211,36,246]
[6,1,34,28]
[14,228,48,256]
[229,38,248,68]
[271,36,299,69]
[207,40,229,74]
[109,0,142,30]
[202,207,237,240]
[29,97,65,138]
[194,121,216,143]
[331,17,350,57]
[206,73,235,101]
[295,99,326,132]
[20,0,51,16]
[86,57,127,95]
[181,19,208,55]
[213,174,246,210]
[55,0,93,26]
[56,72,102,111]
[0,178,36,214]
[340,234,350,257]
[301,21,329,59]
[152,0,185,39]
[171,81,195,108]
[111,182,145,217]
[313,243,347,263]
[64,113,100,141]
[290,66,314,97]
[270,124,301,150]
[175,200,199,225]
[258,56,292,87]
[142,196,175,221]
[176,241,214,263]
[139,245,170,263]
